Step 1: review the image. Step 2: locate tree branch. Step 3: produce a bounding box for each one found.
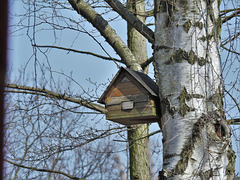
[33,126,128,158]
[5,159,84,180]
[104,0,154,43]
[225,88,240,113]
[220,8,240,16]
[5,84,106,114]
[33,44,122,63]
[222,10,240,24]
[145,9,154,17]
[221,31,240,46]
[140,56,153,68]
[68,0,142,70]
[221,45,240,55]
[227,118,240,125]
[113,129,162,142]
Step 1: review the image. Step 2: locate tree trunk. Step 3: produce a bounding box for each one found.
[127,0,151,179]
[154,0,235,179]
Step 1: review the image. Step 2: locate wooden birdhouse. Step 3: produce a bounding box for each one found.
[98,67,160,125]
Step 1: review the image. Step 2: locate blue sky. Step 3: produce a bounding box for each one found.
[7,0,240,176]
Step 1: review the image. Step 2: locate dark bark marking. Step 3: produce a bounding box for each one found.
[209,86,224,114]
[178,87,195,116]
[199,169,213,180]
[166,48,207,66]
[226,144,236,179]
[202,112,231,139]
[194,21,204,30]
[160,97,175,120]
[171,117,205,176]
[183,20,192,33]
[171,112,232,177]
[199,34,214,42]
[155,45,172,52]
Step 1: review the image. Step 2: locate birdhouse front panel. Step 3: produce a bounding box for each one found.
[100,69,160,125]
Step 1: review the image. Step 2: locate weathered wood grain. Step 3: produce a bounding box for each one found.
[105,94,149,105]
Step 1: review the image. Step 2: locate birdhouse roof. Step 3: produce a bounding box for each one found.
[98,67,159,104]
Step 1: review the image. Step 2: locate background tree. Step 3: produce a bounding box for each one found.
[0,1,8,179]
[5,0,240,179]
[127,0,151,179]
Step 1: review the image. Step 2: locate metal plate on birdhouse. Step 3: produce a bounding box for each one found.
[121,101,134,110]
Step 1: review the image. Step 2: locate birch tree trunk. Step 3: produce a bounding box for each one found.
[127,0,151,179]
[154,0,236,179]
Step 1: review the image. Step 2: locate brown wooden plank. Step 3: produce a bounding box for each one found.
[105,85,117,97]
[104,72,152,99]
[106,111,158,121]
[106,117,159,125]
[116,81,142,96]
[107,102,153,111]
[120,76,130,82]
[106,106,157,119]
[135,101,154,108]
[116,81,137,89]
[105,94,149,105]
[106,86,141,97]
[105,76,142,97]
[105,81,142,97]
[124,72,149,94]
[104,72,125,98]
[110,87,124,97]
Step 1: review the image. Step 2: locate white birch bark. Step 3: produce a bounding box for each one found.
[154,0,235,179]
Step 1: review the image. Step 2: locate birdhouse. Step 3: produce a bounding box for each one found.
[98,67,160,125]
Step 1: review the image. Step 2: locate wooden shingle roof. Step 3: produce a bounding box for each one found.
[98,67,159,104]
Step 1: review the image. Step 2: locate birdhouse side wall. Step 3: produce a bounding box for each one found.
[106,98,159,120]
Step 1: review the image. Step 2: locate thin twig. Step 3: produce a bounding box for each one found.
[5,159,84,180]
[33,44,122,63]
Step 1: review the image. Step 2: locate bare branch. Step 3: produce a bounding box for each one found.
[113,129,162,142]
[221,31,240,46]
[68,0,142,70]
[145,9,154,17]
[5,159,84,180]
[225,89,240,113]
[220,8,240,16]
[33,44,122,63]
[33,126,128,158]
[222,10,240,24]
[104,0,154,43]
[227,118,240,125]
[140,56,153,68]
[5,84,106,114]
[221,45,240,55]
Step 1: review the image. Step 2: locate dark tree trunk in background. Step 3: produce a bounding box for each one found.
[127,0,151,179]
[0,0,8,179]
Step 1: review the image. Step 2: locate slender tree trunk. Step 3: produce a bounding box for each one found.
[0,1,8,179]
[154,0,235,179]
[127,0,151,179]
